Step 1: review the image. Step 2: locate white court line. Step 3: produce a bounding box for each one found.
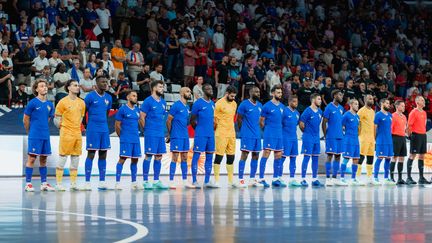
[0,206,148,243]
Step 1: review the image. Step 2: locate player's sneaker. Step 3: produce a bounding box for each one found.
[131,182,144,190]
[350,179,360,186]
[312,180,323,187]
[300,180,309,187]
[249,178,263,187]
[182,180,196,189]
[259,180,270,188]
[83,182,92,191]
[278,178,287,187]
[114,183,122,190]
[355,179,366,186]
[70,183,80,191]
[55,184,66,191]
[192,181,202,188]
[98,181,108,190]
[272,179,282,188]
[396,179,406,185]
[41,183,55,192]
[25,183,35,192]
[366,177,374,186]
[372,178,382,186]
[237,179,248,188]
[168,181,177,189]
[289,179,302,187]
[228,182,238,189]
[143,181,153,190]
[334,178,349,186]
[325,178,334,186]
[153,181,169,190]
[418,177,432,185]
[405,177,417,185]
[204,181,220,189]
[383,178,396,186]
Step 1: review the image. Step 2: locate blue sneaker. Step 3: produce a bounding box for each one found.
[259,180,270,188]
[312,180,323,187]
[300,180,309,187]
[272,180,281,187]
[278,178,287,187]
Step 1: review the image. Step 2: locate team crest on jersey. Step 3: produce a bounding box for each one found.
[318,114,322,119]
[105,99,109,106]
[280,108,284,113]
[162,104,166,110]
[212,105,215,110]
[258,107,262,112]
[47,105,51,111]
[296,114,299,119]
[340,109,343,114]
[136,112,139,117]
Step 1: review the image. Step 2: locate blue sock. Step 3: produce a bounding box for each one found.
[341,158,349,178]
[204,153,213,184]
[143,158,151,181]
[374,158,383,179]
[39,166,47,183]
[98,159,106,181]
[192,152,200,183]
[85,157,93,182]
[259,157,268,179]
[279,158,285,177]
[154,160,161,181]
[180,161,187,180]
[325,161,331,178]
[25,167,33,183]
[130,163,137,182]
[351,164,358,179]
[272,158,279,178]
[289,157,296,178]
[116,163,123,182]
[301,156,310,178]
[384,158,391,179]
[239,159,246,179]
[169,161,176,181]
[312,156,319,179]
[332,160,340,178]
[250,159,258,178]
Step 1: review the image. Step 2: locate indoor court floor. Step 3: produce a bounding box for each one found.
[1,175,432,242]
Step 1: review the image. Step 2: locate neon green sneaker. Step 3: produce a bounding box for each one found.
[153,181,169,190]
[143,181,153,190]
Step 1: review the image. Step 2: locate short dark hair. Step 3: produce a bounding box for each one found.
[331,89,341,99]
[249,86,259,95]
[289,95,298,102]
[226,85,237,94]
[380,98,389,106]
[271,84,282,93]
[151,80,164,90]
[395,100,404,107]
[95,75,107,83]
[64,79,78,93]
[310,93,320,101]
[202,83,212,90]
[126,90,137,97]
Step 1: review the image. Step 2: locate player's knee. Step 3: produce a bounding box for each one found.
[334,154,341,161]
[145,154,153,160]
[366,156,374,165]
[98,150,107,160]
[262,150,270,158]
[181,153,188,161]
[226,155,235,165]
[87,151,96,160]
[251,152,259,160]
[131,158,138,164]
[70,156,79,169]
[57,155,67,168]
[240,152,248,161]
[419,154,425,160]
[39,156,47,165]
[155,155,162,160]
[214,154,223,164]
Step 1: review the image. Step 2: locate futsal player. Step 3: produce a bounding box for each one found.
[23,79,55,192]
[340,99,365,186]
[83,76,112,191]
[54,79,86,191]
[190,83,218,188]
[114,90,143,190]
[214,85,238,188]
[260,84,285,188]
[357,94,375,184]
[166,87,196,189]
[322,90,345,186]
[374,98,396,185]
[299,93,323,187]
[237,86,263,187]
[407,96,431,185]
[282,95,302,187]
[390,100,408,185]
[140,80,169,190]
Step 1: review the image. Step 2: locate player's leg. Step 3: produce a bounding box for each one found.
[325,154,334,186]
[55,155,68,191]
[70,155,80,190]
[225,138,236,187]
[153,154,168,189]
[97,150,108,190]
[311,142,322,187]
[373,143,384,185]
[300,142,312,187]
[130,158,142,190]
[287,140,301,187]
[357,154,364,178]
[115,156,127,190]
[390,157,397,182]
[213,154,223,185]
[180,152,195,189]
[340,157,349,180]
[238,150,249,185]
[417,134,430,184]
[143,153,153,189]
[249,152,262,187]
[350,158,362,185]
[214,136,228,186]
[25,154,37,192]
[39,155,54,191]
[333,153,344,186]
[259,149,271,188]
[83,150,96,190]
[169,151,180,189]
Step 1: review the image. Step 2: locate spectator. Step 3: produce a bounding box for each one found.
[70,2,84,38]
[80,68,96,99]
[195,36,208,78]
[116,72,130,105]
[96,1,112,43]
[215,55,229,98]
[165,28,180,82]
[213,24,225,61]
[193,76,204,100]
[12,82,28,108]
[111,39,126,77]
[48,50,63,74]
[31,9,48,34]
[183,41,198,88]
[45,0,58,27]
[150,64,165,82]
[64,29,78,48]
[101,51,115,78]
[31,50,49,77]
[0,61,12,105]
[68,59,83,82]
[0,49,12,71]
[136,64,151,100]
[127,43,144,83]
[242,67,258,100]
[15,23,30,49]
[297,77,313,112]
[53,63,71,103]
[85,53,98,77]
[268,66,282,96]
[14,43,33,85]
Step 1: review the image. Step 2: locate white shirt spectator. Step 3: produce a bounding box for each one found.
[80,78,96,99]
[64,37,78,47]
[34,36,45,47]
[233,3,245,14]
[32,56,49,75]
[49,57,63,73]
[229,48,243,61]
[266,69,276,84]
[96,8,111,29]
[150,71,164,81]
[248,3,259,18]
[53,72,71,94]
[268,74,281,95]
[212,32,225,50]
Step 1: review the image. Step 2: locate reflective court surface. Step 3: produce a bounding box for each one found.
[1,176,432,242]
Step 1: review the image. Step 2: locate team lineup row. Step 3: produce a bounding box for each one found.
[22,76,430,192]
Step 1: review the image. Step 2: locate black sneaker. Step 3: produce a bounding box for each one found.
[418,177,432,185]
[406,177,417,185]
[397,179,406,185]
[390,178,396,183]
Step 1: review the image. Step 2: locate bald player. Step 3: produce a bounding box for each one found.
[166,87,196,189]
[357,94,375,184]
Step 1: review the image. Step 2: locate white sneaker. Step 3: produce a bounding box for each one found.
[383,178,396,186]
[182,180,196,189]
[354,179,366,186]
[192,181,202,188]
[334,178,349,186]
[114,183,122,190]
[249,178,264,187]
[98,181,108,190]
[325,178,334,186]
[237,179,248,188]
[131,182,144,190]
[366,177,374,186]
[40,183,55,192]
[169,181,177,189]
[25,183,35,192]
[70,183,80,191]
[55,184,66,191]
[204,180,220,188]
[83,182,92,191]
[372,178,382,186]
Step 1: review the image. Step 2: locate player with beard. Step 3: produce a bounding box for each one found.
[140,80,169,190]
[23,79,55,192]
[282,95,302,187]
[356,94,375,184]
[299,93,323,187]
[214,85,238,188]
[237,87,263,187]
[190,83,218,188]
[114,90,143,190]
[373,98,396,185]
[340,99,365,186]
[390,100,408,185]
[54,79,86,191]
[322,89,346,186]
[259,84,285,188]
[83,76,113,191]
[166,87,196,189]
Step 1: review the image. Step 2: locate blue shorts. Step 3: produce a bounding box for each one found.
[283,140,298,157]
[302,141,320,156]
[144,136,166,155]
[240,138,262,152]
[28,138,51,156]
[343,143,360,159]
[376,144,394,158]
[120,142,142,158]
[263,137,283,151]
[193,136,215,153]
[86,131,111,150]
[170,138,190,152]
[325,138,343,154]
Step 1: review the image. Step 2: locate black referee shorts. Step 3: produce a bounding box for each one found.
[410,133,427,154]
[392,135,407,157]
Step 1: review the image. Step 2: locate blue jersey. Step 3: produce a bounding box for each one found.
[24,98,54,140]
[237,99,262,139]
[191,98,215,137]
[283,107,300,141]
[115,105,140,144]
[169,100,190,139]
[374,111,392,145]
[300,106,323,142]
[342,111,360,145]
[323,102,344,139]
[261,100,284,139]
[140,96,167,138]
[84,91,112,133]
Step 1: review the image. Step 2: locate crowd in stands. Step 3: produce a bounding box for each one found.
[0,0,430,117]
